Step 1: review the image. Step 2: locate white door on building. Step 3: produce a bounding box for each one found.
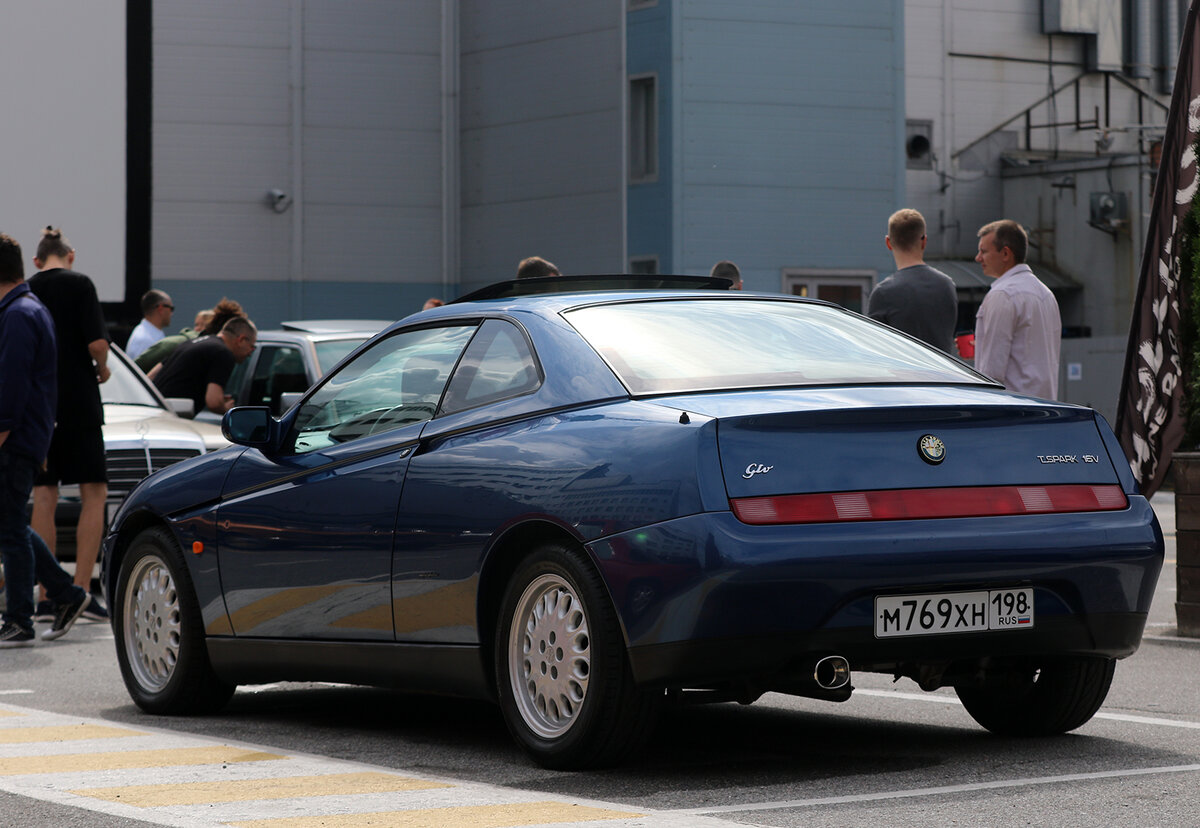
[782,269,875,314]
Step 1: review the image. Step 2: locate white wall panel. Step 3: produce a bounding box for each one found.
[305,127,441,207]
[153,202,292,281]
[305,0,440,53]
[153,123,292,203]
[302,204,442,282]
[305,51,442,130]
[459,1,623,280]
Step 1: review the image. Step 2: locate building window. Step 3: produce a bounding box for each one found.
[628,0,658,8]
[782,269,875,315]
[629,74,657,182]
[629,256,658,275]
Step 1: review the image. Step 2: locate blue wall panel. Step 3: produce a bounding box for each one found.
[675,1,904,290]
[627,1,673,274]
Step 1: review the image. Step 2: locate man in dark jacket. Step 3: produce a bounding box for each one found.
[0,234,90,646]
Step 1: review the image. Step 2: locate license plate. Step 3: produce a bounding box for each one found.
[874,589,1034,638]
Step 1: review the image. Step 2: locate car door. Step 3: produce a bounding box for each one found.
[391,318,544,643]
[215,323,477,640]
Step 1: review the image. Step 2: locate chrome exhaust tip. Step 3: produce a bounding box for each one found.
[813,655,851,690]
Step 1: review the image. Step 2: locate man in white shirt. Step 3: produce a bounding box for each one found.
[974,220,1061,399]
[125,289,174,358]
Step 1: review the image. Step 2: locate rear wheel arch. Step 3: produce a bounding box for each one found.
[477,521,601,692]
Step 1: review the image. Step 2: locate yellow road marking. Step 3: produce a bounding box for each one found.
[0,725,142,744]
[231,801,643,828]
[73,771,449,806]
[0,746,282,775]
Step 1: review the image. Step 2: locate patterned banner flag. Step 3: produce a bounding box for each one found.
[1116,0,1200,496]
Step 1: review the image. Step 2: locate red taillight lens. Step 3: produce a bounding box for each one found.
[730,484,1128,525]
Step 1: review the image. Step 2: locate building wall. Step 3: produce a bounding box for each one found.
[672,1,905,291]
[1001,157,1144,337]
[458,0,625,292]
[152,0,447,328]
[626,1,673,274]
[904,0,1170,262]
[147,1,905,324]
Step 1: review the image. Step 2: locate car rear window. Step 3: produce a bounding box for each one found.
[564,298,984,395]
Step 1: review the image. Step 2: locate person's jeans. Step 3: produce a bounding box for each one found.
[0,449,84,629]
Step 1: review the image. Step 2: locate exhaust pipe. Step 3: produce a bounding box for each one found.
[813,655,850,690]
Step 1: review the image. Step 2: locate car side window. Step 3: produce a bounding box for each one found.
[440,319,541,416]
[289,325,476,454]
[247,345,308,416]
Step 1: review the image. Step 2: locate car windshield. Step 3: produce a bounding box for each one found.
[564,298,985,395]
[100,351,165,408]
[314,337,371,374]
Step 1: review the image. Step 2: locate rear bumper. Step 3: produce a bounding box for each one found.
[627,612,1148,686]
[587,498,1163,686]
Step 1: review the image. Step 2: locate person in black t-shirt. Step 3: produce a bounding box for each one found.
[153,316,257,418]
[27,227,111,617]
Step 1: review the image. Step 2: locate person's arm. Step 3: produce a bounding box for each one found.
[0,430,8,449]
[88,338,111,383]
[0,312,35,437]
[973,293,1015,386]
[204,382,235,414]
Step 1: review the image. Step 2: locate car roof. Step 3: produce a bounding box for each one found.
[278,319,392,334]
[450,274,732,303]
[413,287,824,322]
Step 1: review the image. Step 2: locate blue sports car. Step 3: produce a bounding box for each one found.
[102,277,1163,769]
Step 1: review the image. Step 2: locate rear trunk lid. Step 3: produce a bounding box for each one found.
[650,386,1123,501]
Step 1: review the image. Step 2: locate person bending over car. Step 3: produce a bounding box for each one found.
[153,316,257,418]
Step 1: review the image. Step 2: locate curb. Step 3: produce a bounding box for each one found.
[1143,632,1200,649]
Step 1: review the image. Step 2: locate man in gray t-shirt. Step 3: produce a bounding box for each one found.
[868,208,958,353]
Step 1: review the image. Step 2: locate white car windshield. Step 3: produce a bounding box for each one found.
[101,350,165,408]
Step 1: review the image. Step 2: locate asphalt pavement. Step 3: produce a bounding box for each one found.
[0,490,1194,827]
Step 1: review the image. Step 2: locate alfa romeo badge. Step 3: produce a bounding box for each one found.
[918,434,945,465]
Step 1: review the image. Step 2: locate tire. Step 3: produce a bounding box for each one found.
[495,541,658,769]
[955,656,1116,736]
[113,527,235,715]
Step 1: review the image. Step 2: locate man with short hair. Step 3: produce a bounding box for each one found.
[974,219,1061,399]
[28,227,111,618]
[868,209,958,352]
[710,260,743,290]
[153,316,258,417]
[516,256,560,280]
[124,289,174,358]
[0,233,91,646]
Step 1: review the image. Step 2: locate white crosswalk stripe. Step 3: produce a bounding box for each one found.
[0,703,732,827]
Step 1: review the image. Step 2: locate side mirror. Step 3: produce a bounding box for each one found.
[222,407,274,448]
[166,397,195,417]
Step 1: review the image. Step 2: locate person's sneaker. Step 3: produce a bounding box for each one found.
[0,622,35,648]
[33,600,54,623]
[41,593,89,641]
[81,594,109,622]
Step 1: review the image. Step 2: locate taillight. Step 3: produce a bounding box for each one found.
[730,484,1127,525]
